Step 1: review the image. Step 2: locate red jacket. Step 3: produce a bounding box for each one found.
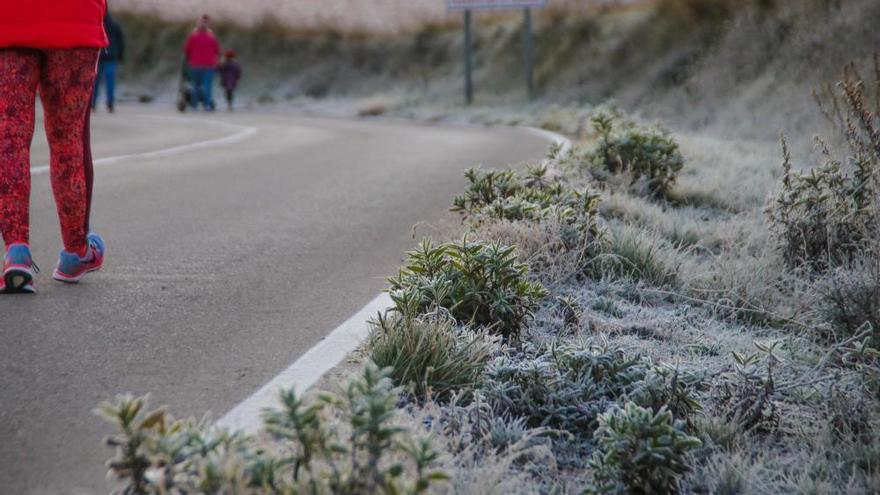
[0,0,108,49]
[184,29,221,69]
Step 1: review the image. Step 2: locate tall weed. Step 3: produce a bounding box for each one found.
[771,59,880,271]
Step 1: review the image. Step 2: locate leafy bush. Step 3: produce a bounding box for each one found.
[98,364,448,494]
[452,163,605,251]
[481,342,700,438]
[453,164,594,221]
[367,313,500,402]
[771,61,880,271]
[770,137,876,271]
[587,113,685,198]
[388,238,548,340]
[586,403,701,495]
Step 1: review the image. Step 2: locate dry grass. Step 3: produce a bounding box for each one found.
[466,216,588,288]
[116,0,880,138]
[112,0,633,34]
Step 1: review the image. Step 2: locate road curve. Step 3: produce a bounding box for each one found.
[0,105,550,494]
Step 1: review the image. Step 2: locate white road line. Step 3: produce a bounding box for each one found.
[31,117,257,176]
[216,127,573,434]
[216,292,393,433]
[523,126,574,154]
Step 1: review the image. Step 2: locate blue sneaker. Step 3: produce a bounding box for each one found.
[2,243,38,294]
[52,233,106,284]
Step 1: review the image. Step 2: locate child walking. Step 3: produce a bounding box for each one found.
[0,0,108,293]
[218,49,242,111]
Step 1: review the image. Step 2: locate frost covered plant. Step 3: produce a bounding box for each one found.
[770,136,875,271]
[772,60,880,271]
[388,238,548,340]
[98,395,163,494]
[98,364,448,494]
[367,312,500,402]
[453,164,600,223]
[712,341,781,434]
[452,163,605,253]
[815,253,880,344]
[586,403,701,495]
[587,112,684,198]
[481,342,700,438]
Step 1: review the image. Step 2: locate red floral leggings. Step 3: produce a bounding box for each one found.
[0,48,99,256]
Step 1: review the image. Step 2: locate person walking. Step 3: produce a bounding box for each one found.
[217,49,242,111]
[183,15,221,111]
[0,0,108,293]
[92,11,125,113]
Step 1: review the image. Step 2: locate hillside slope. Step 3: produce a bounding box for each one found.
[116,0,879,139]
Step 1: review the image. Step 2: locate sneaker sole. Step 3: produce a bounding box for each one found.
[2,267,36,294]
[52,264,102,284]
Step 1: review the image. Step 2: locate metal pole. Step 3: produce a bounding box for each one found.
[523,7,535,100]
[464,9,474,105]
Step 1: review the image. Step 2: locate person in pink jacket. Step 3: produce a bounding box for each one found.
[183,15,221,111]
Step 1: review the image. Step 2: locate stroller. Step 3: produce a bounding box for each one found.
[176,61,196,112]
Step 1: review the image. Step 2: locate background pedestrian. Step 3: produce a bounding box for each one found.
[183,15,221,111]
[92,11,125,113]
[217,49,241,111]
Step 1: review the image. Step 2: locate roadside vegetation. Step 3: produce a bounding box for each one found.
[99,1,880,493]
[100,56,880,491]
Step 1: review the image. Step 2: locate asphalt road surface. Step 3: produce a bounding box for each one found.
[0,104,550,494]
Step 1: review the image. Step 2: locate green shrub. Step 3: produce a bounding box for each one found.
[452,163,605,251]
[770,136,875,271]
[367,313,500,402]
[98,364,448,494]
[586,403,701,495]
[453,164,594,221]
[388,238,548,340]
[481,342,700,439]
[771,62,879,271]
[587,113,685,198]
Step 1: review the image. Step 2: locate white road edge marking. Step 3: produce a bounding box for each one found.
[217,292,393,432]
[31,117,257,176]
[216,127,573,434]
[523,127,574,154]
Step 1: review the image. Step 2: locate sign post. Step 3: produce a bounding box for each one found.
[448,0,546,104]
[464,9,474,105]
[523,7,534,100]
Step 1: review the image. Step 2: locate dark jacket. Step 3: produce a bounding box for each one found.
[100,14,125,62]
[218,60,242,90]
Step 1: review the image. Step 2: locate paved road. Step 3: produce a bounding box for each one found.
[0,105,549,494]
